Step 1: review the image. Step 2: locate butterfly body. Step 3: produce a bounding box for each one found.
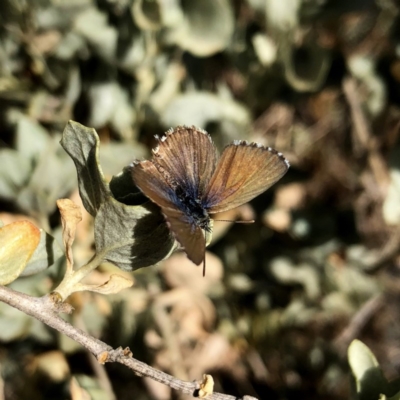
[171,182,212,233]
[151,158,213,233]
[131,126,289,267]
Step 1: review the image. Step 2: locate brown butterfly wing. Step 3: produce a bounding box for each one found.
[131,160,205,265]
[131,160,176,209]
[161,206,205,265]
[152,126,218,196]
[205,142,289,214]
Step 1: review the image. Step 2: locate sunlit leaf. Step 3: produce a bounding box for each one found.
[0,221,41,285]
[348,339,386,400]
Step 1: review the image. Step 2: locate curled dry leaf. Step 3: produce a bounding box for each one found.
[265,0,331,92]
[0,220,41,285]
[35,350,70,382]
[76,274,133,295]
[263,208,291,232]
[189,333,235,378]
[172,0,234,57]
[57,198,82,273]
[155,287,217,341]
[274,183,307,210]
[162,252,223,293]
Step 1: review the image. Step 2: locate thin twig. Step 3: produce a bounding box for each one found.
[53,250,107,300]
[74,313,117,400]
[363,227,400,270]
[342,76,389,191]
[153,303,188,380]
[334,294,384,356]
[0,285,257,400]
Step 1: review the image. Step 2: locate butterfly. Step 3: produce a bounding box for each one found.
[131,126,289,274]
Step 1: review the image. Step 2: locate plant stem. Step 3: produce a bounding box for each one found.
[53,250,106,300]
[0,285,253,400]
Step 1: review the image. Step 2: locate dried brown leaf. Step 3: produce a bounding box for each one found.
[57,198,82,272]
[77,274,133,295]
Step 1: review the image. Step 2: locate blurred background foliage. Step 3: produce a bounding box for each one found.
[1,0,400,399]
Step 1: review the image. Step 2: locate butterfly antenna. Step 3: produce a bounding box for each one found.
[213,219,255,224]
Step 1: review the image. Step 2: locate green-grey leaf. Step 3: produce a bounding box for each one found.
[20,230,64,277]
[109,166,147,204]
[99,141,146,177]
[16,136,77,216]
[165,0,234,56]
[62,121,177,271]
[74,7,117,62]
[0,149,31,200]
[348,339,387,400]
[0,274,52,342]
[162,91,250,132]
[60,121,110,216]
[0,113,77,216]
[0,304,32,341]
[15,114,49,159]
[94,197,176,271]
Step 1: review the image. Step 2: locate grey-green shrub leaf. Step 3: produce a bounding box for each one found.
[99,142,146,177]
[0,149,31,200]
[162,92,250,133]
[20,230,64,277]
[265,0,331,92]
[165,0,234,56]
[132,0,162,30]
[0,116,76,217]
[15,114,49,159]
[61,120,177,271]
[16,136,76,216]
[383,145,400,225]
[60,121,109,216]
[94,198,176,271]
[73,7,117,62]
